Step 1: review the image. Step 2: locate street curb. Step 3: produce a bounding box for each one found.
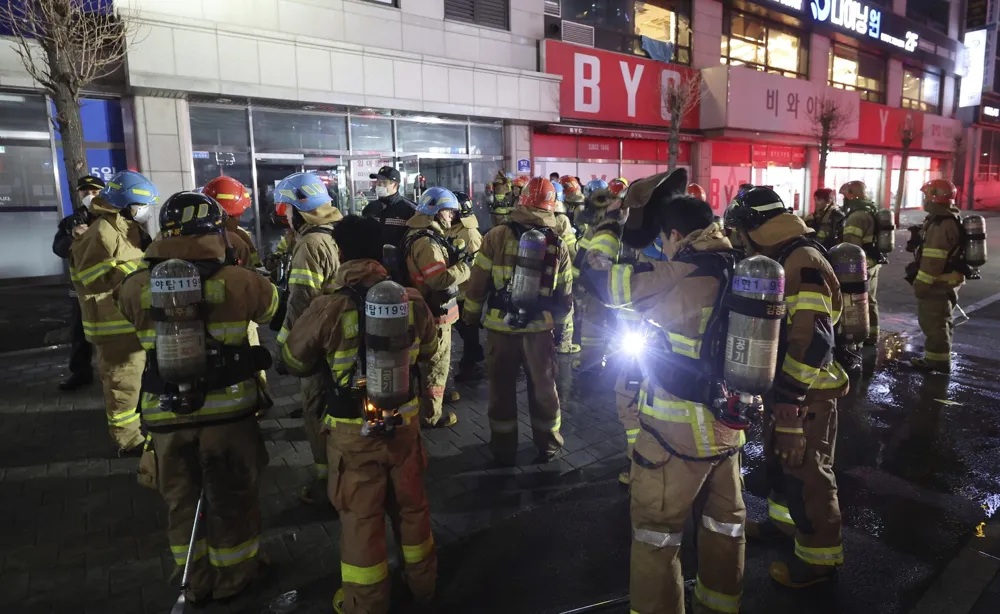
[909,515,1000,614]
[0,343,68,358]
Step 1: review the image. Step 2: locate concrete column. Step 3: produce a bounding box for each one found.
[809,34,831,85]
[504,123,531,175]
[887,59,904,108]
[942,75,956,118]
[892,0,906,17]
[692,0,723,70]
[693,140,712,187]
[948,0,961,40]
[130,96,195,195]
[807,147,820,212]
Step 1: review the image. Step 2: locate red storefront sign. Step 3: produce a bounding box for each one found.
[577,137,618,158]
[543,39,700,130]
[716,143,804,167]
[851,102,922,149]
[534,133,577,158]
[534,132,691,165]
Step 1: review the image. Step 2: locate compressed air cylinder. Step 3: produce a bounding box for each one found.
[510,229,547,321]
[829,243,870,343]
[725,255,785,395]
[875,209,896,255]
[365,280,411,410]
[150,259,206,385]
[963,215,987,268]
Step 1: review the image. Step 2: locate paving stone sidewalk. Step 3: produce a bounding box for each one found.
[0,330,628,614]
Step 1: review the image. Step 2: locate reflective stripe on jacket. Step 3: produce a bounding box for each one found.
[914,203,965,297]
[404,215,470,325]
[277,225,340,345]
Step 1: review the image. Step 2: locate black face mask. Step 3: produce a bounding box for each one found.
[290,208,307,233]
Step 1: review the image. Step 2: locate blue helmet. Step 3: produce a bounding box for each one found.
[100,171,159,209]
[585,178,608,195]
[274,172,330,212]
[552,182,564,202]
[417,187,460,216]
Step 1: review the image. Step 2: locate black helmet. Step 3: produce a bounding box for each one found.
[726,186,785,232]
[160,191,225,237]
[454,190,473,216]
[76,175,106,191]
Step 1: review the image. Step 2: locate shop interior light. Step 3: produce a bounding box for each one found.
[0,94,26,103]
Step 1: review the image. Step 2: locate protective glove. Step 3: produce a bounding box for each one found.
[773,426,807,468]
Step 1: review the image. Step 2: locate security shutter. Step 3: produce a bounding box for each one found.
[444,0,510,31]
[544,1,561,18]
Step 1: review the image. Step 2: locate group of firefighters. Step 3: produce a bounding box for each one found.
[54,157,983,613]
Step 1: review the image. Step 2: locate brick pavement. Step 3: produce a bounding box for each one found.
[0,330,627,614]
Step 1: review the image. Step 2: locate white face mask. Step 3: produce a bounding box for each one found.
[81,194,94,209]
[132,204,160,236]
[375,186,389,199]
[486,193,494,204]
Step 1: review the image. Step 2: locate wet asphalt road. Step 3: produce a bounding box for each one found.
[421,213,1000,614]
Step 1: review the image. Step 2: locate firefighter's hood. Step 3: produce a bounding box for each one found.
[406,213,446,234]
[223,216,241,231]
[748,212,813,249]
[333,258,388,289]
[144,233,229,262]
[90,197,121,217]
[511,205,557,229]
[924,201,961,217]
[678,223,732,253]
[845,198,876,214]
[459,214,479,230]
[300,204,343,227]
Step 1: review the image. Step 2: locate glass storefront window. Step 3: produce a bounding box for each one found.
[902,67,941,114]
[0,93,51,136]
[633,1,692,65]
[0,143,63,279]
[890,156,932,209]
[397,121,468,154]
[722,9,807,79]
[190,106,250,148]
[825,151,885,207]
[253,110,347,152]
[350,116,393,153]
[193,153,256,235]
[470,125,502,155]
[828,43,886,104]
[190,105,256,237]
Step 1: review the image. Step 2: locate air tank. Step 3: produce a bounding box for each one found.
[724,255,785,395]
[829,243,870,344]
[364,280,411,411]
[507,229,547,328]
[875,208,896,255]
[963,215,987,269]
[151,259,206,386]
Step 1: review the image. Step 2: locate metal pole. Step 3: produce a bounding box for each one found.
[246,104,264,252]
[556,595,629,614]
[171,489,205,614]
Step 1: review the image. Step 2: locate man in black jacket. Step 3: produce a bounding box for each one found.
[361,165,416,248]
[52,175,106,391]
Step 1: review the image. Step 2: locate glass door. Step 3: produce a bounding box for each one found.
[396,155,421,200]
[415,157,469,195]
[349,156,393,212]
[253,159,302,254]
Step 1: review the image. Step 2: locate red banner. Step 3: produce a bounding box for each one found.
[851,102,922,149]
[544,39,700,130]
[623,139,658,161]
[533,133,577,158]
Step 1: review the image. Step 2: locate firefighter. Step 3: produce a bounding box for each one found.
[578,170,746,614]
[728,187,849,587]
[203,176,259,268]
[54,175,106,391]
[552,182,581,355]
[361,165,416,248]
[275,171,345,504]
[574,183,619,375]
[401,187,471,427]
[488,171,514,228]
[805,187,844,250]
[115,191,277,604]
[840,180,881,343]
[279,215,438,614]
[908,180,964,373]
[560,174,587,226]
[463,177,573,464]
[69,170,157,453]
[447,191,486,381]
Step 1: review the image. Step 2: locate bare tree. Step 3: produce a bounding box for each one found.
[950,133,966,209]
[661,71,700,171]
[809,95,855,189]
[0,0,139,210]
[892,119,920,226]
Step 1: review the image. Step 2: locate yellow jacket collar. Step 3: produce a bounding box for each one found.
[511,206,557,229]
[332,258,388,289]
[145,234,228,261]
[748,213,813,250]
[300,204,343,228]
[406,213,446,234]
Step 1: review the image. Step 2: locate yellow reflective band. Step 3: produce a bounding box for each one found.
[483,308,554,333]
[922,247,949,259]
[915,270,936,284]
[634,527,682,548]
[811,361,849,390]
[209,537,260,567]
[924,350,951,362]
[289,268,324,289]
[401,536,434,564]
[137,329,156,350]
[261,286,279,322]
[625,428,639,444]
[768,499,794,525]
[171,539,207,565]
[694,577,741,614]
[794,539,844,566]
[215,193,236,200]
[131,188,152,197]
[83,320,136,336]
[208,321,249,344]
[108,181,121,189]
[342,310,359,339]
[464,297,482,314]
[816,230,828,239]
[531,414,561,433]
[78,260,113,285]
[781,355,821,387]
[638,389,697,422]
[843,226,864,237]
[775,426,805,435]
[341,560,389,586]
[204,278,226,304]
[668,332,701,359]
[108,410,140,427]
[787,291,833,317]
[590,233,619,258]
[114,261,140,275]
[490,418,519,434]
[609,264,632,306]
[474,251,492,271]
[491,265,514,289]
[281,343,308,373]
[315,463,329,479]
[276,327,289,345]
[141,381,257,422]
[328,348,358,370]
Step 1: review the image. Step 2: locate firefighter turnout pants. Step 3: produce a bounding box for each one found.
[95,337,145,451]
[764,399,843,569]
[420,323,452,426]
[455,301,484,367]
[554,303,576,353]
[154,416,268,601]
[630,433,745,614]
[867,265,880,342]
[246,321,268,391]
[918,291,957,368]
[614,371,640,458]
[486,330,564,464]
[578,298,610,372]
[301,373,329,481]
[327,423,436,614]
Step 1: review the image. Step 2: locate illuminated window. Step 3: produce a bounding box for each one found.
[828,43,886,104]
[633,1,692,65]
[721,8,808,79]
[902,67,941,114]
[563,0,692,65]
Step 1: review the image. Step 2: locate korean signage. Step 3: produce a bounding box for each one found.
[701,65,860,139]
[543,40,700,129]
[810,0,917,52]
[849,102,961,151]
[981,104,1000,125]
[960,29,988,108]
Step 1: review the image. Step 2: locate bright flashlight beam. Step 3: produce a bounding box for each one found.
[621,331,645,356]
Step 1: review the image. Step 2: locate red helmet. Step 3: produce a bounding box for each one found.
[608,177,629,196]
[920,179,957,205]
[559,175,581,194]
[687,183,707,201]
[513,175,531,188]
[519,177,557,211]
[203,176,251,217]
